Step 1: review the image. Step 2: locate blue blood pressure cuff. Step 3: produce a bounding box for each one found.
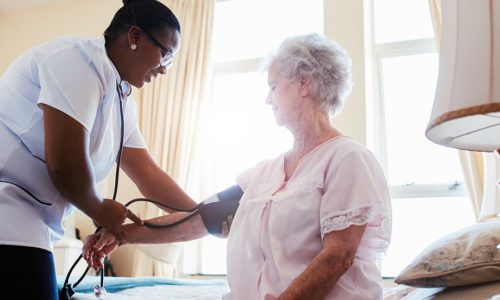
[198,185,243,235]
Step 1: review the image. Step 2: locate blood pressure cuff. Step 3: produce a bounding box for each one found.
[198,185,243,235]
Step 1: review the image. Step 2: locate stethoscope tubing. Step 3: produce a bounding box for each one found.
[62,81,202,295]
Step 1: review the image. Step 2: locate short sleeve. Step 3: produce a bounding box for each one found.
[236,156,283,193]
[124,126,146,148]
[235,167,255,191]
[235,157,274,191]
[123,96,146,148]
[320,149,391,245]
[37,47,103,131]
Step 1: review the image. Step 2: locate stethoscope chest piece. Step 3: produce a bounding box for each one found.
[94,284,107,299]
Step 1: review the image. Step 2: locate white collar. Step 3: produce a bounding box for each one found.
[98,37,131,98]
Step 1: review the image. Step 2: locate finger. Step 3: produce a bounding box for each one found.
[82,242,91,261]
[82,235,97,260]
[87,250,94,269]
[102,241,119,256]
[91,253,101,271]
[96,255,106,271]
[94,261,100,272]
[84,250,93,267]
[84,252,91,268]
[221,221,229,236]
[227,215,233,228]
[94,234,114,251]
[126,209,144,225]
[93,256,101,271]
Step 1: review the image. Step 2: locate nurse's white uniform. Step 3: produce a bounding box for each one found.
[0,36,146,252]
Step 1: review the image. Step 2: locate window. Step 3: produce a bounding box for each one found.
[370,0,476,277]
[188,0,323,275]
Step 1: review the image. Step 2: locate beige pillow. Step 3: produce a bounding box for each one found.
[395,221,500,287]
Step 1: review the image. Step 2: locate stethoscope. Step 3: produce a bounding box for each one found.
[59,81,203,299]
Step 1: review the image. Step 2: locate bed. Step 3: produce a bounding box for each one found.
[58,275,500,299]
[62,277,500,300]
[61,221,500,299]
[58,276,229,300]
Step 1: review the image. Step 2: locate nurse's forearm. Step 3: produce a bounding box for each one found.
[121,147,198,213]
[121,212,208,244]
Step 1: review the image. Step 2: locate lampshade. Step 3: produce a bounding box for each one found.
[426,0,500,152]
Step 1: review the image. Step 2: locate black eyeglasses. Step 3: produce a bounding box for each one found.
[142,30,174,68]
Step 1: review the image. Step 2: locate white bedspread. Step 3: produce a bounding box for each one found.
[72,284,230,300]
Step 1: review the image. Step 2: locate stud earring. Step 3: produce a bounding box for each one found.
[130,44,137,51]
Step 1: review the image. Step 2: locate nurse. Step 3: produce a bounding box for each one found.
[0,0,197,299]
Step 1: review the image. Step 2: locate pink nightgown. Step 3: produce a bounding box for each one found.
[224,136,392,300]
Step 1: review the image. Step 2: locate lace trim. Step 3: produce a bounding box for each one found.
[321,206,373,238]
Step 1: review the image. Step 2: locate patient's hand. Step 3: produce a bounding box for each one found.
[83,230,119,270]
[213,215,233,238]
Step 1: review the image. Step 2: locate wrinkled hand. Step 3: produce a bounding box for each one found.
[82,230,119,270]
[95,199,143,238]
[214,215,233,238]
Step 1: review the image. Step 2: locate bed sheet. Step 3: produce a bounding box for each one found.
[71,285,230,300]
[57,276,229,300]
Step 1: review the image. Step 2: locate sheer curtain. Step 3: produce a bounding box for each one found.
[428,0,499,221]
[130,0,215,277]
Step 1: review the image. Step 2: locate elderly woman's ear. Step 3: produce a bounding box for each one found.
[298,76,312,97]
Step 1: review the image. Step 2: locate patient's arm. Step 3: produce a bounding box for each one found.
[277,224,367,300]
[122,212,209,244]
[83,212,209,270]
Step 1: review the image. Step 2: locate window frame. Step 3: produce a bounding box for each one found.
[372,37,467,199]
[191,0,324,275]
[368,1,473,278]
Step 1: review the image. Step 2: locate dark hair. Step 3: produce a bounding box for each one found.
[104,0,181,42]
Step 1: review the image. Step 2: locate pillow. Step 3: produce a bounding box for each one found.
[395,221,500,288]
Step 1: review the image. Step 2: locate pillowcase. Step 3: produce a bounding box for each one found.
[395,221,500,287]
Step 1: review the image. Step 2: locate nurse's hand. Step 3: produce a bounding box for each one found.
[95,199,143,238]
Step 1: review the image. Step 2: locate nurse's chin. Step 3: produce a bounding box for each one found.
[133,82,145,89]
[128,79,145,89]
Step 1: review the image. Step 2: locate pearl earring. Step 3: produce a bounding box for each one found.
[131,44,137,51]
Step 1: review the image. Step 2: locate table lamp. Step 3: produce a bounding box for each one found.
[425,0,500,152]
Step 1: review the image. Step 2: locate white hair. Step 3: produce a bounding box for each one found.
[265,33,353,116]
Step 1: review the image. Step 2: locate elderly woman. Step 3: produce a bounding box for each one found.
[85,33,392,299]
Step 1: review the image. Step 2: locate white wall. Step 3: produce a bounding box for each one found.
[0,0,121,71]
